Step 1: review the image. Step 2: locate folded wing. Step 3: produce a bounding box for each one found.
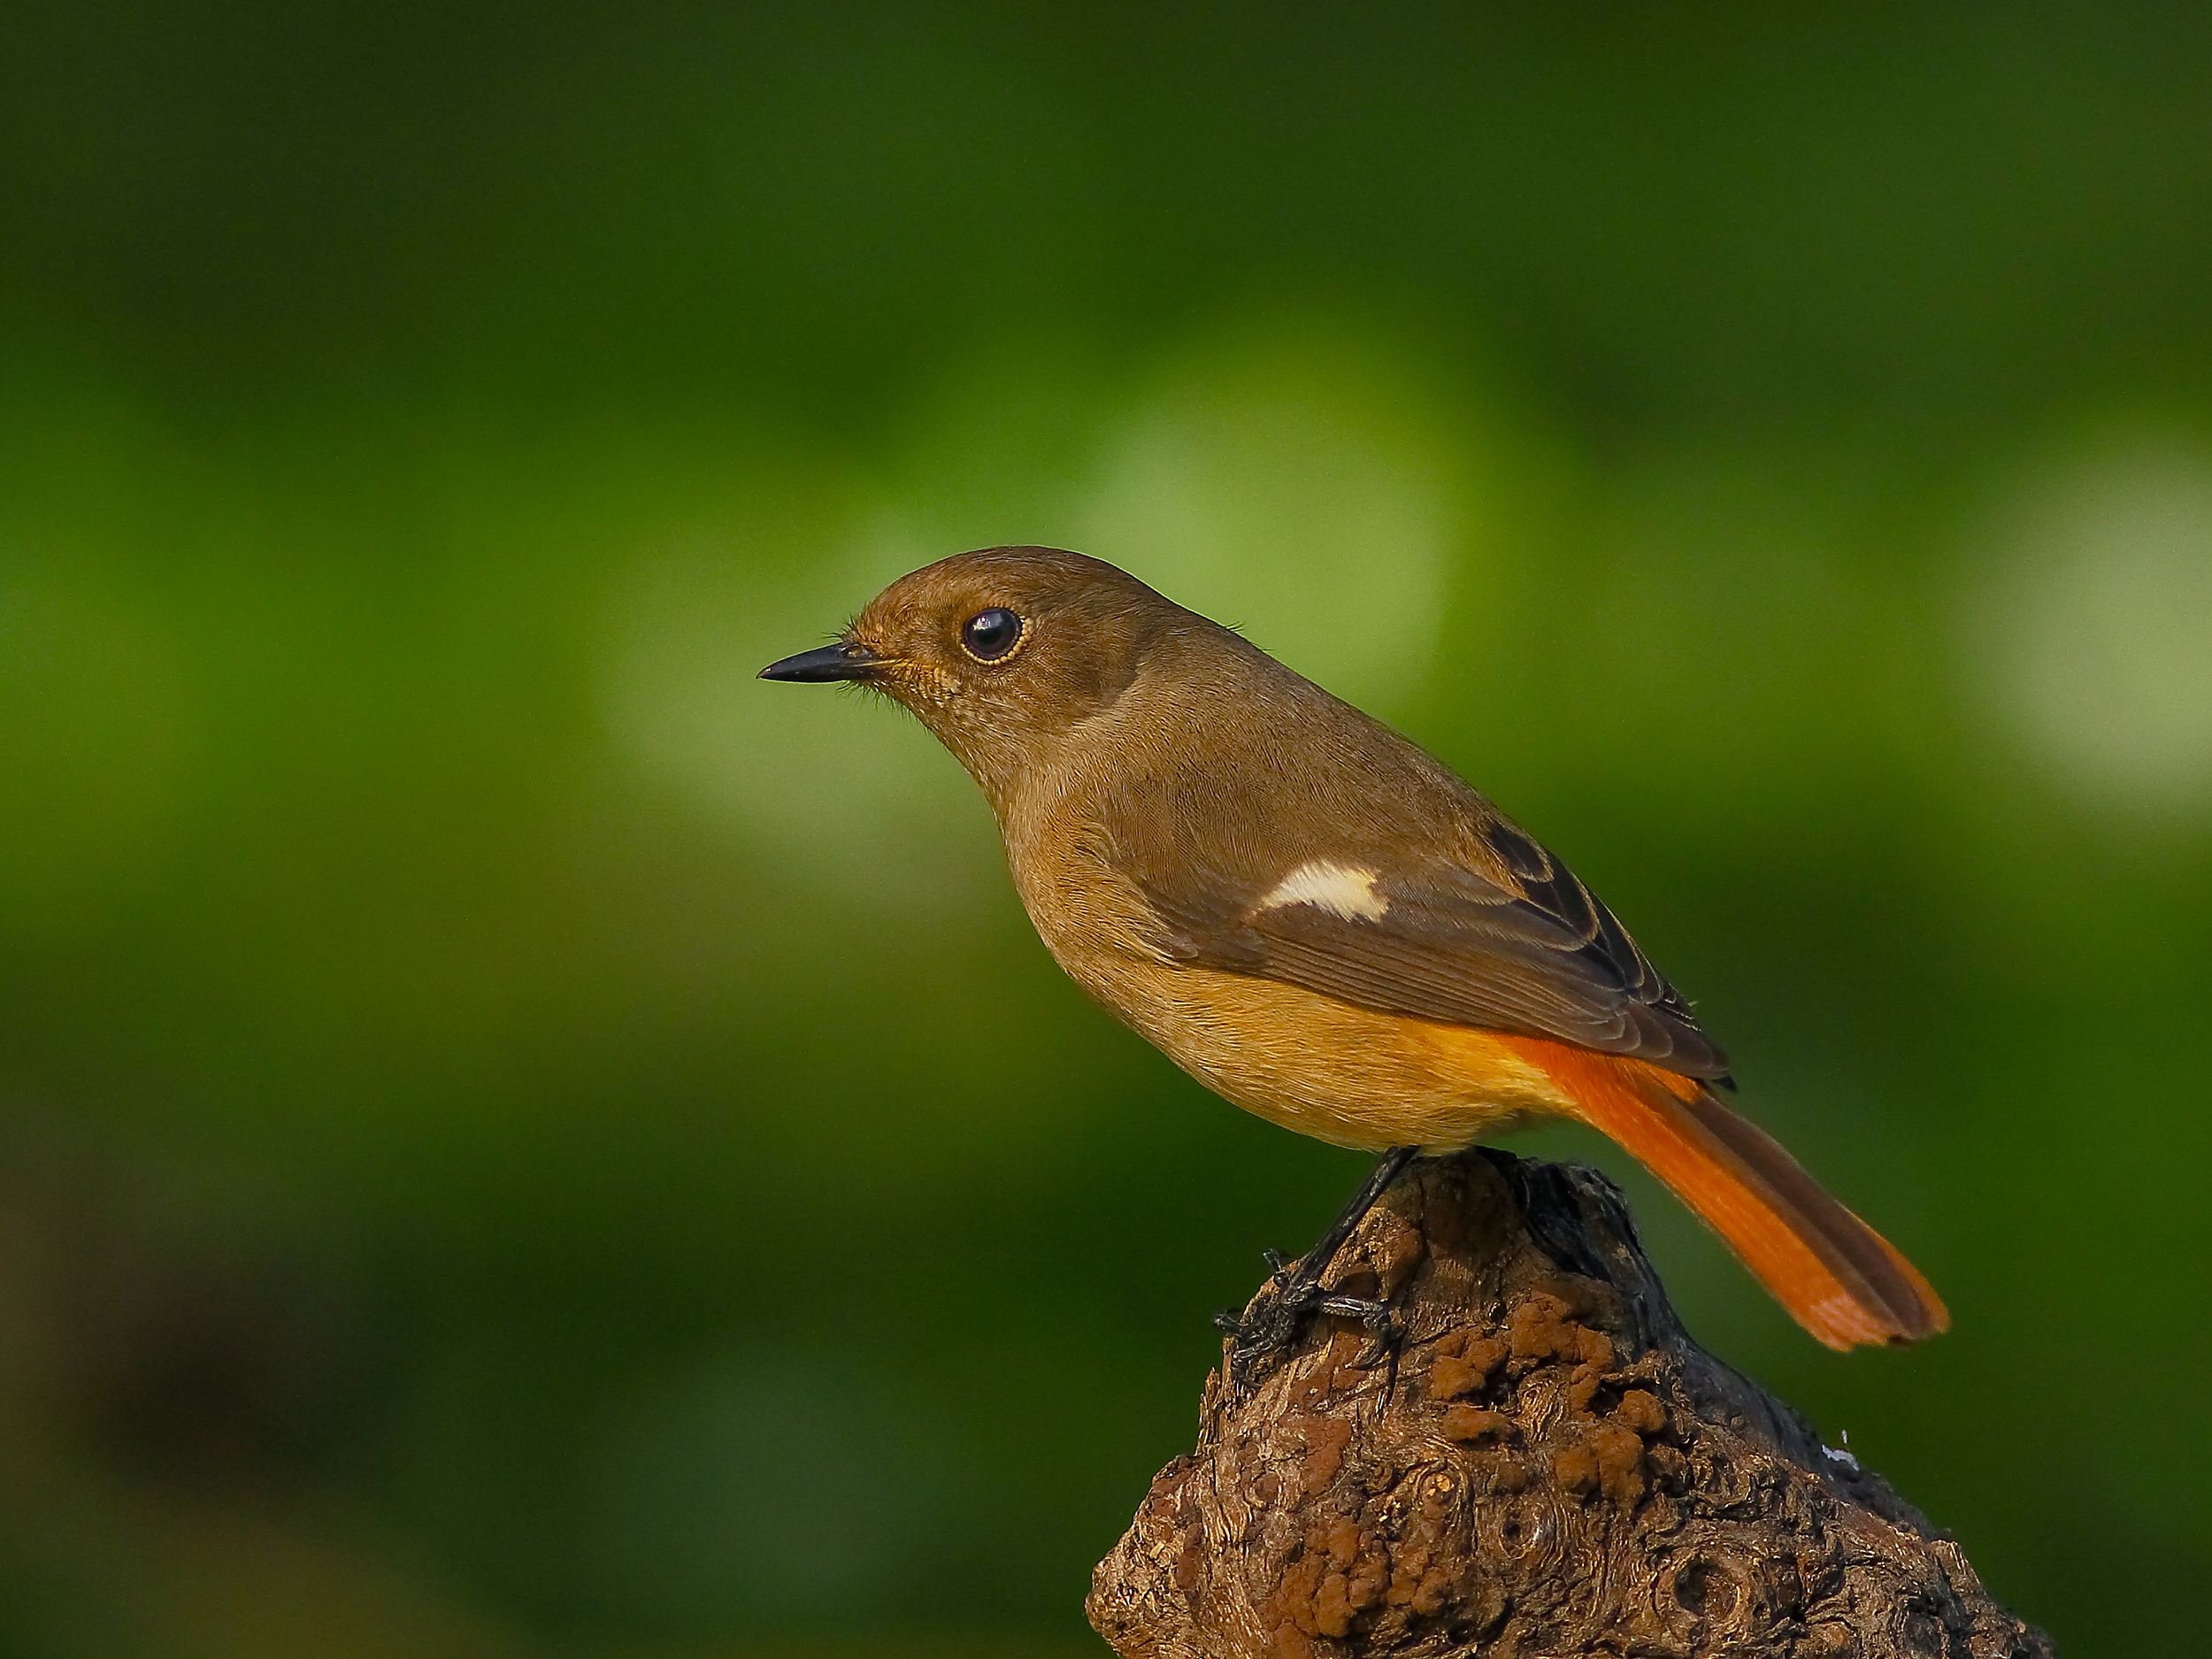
[1116,804,1732,1084]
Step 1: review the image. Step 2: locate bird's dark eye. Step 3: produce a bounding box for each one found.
[959,607,1026,663]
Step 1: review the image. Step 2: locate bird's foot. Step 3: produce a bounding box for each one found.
[1327,1292,1411,1401]
[1317,1292,1406,1373]
[1213,1252,1319,1388]
[1215,1260,1402,1393]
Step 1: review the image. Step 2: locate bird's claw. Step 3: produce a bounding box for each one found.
[1214,1247,1304,1339]
[1219,1272,1325,1390]
[1314,1293,1406,1371]
[1220,1279,1402,1393]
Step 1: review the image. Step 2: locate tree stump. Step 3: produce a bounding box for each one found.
[1087,1149,2052,1659]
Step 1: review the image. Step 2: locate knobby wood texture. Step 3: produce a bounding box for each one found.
[1088,1151,2052,1659]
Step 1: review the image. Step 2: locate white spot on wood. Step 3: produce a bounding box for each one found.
[1258,860,1390,923]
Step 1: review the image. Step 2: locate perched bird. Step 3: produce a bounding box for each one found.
[761,547,1947,1358]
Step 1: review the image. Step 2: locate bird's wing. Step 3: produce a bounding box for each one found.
[1104,795,1732,1084]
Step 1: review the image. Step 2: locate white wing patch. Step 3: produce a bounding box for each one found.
[1257,860,1390,923]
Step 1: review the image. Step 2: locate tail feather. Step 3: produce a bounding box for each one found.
[1505,1039,1948,1349]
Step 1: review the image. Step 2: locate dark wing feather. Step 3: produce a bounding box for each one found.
[1128,814,1732,1084]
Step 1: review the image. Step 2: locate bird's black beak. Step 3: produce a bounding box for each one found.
[757,640,881,683]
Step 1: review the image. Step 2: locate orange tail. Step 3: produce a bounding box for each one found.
[1505,1040,1948,1349]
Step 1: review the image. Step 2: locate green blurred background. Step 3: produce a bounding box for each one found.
[4,5,2210,1654]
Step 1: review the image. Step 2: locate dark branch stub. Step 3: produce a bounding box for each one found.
[1087,1149,2052,1659]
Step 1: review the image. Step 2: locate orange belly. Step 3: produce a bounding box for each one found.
[1103,962,1580,1151]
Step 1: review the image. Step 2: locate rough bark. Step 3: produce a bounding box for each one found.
[1087,1149,2051,1659]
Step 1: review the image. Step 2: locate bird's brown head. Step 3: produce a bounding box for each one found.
[759,547,1192,801]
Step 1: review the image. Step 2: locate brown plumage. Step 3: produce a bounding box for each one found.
[761,546,1947,1350]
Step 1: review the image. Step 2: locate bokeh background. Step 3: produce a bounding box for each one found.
[4,6,2210,1654]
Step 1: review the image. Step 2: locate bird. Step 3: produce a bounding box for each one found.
[759,546,1947,1364]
